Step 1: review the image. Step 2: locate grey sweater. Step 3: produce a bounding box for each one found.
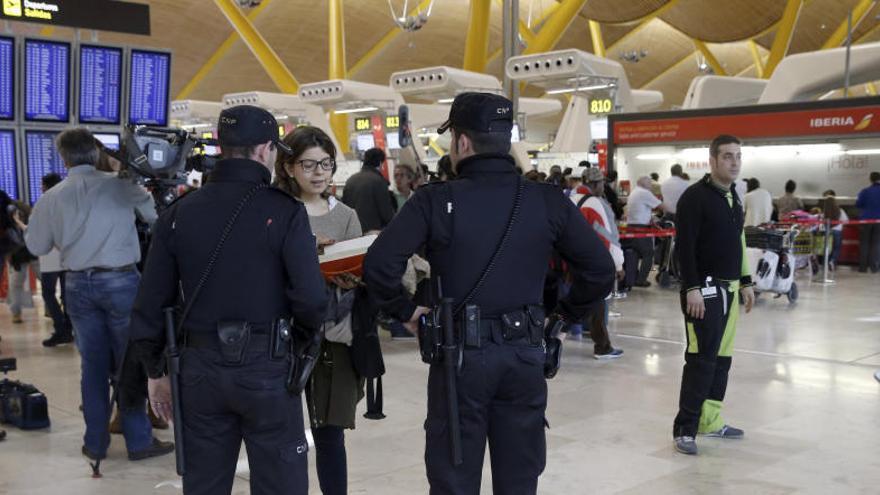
[309,198,362,345]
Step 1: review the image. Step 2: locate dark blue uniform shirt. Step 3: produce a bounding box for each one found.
[363,153,614,321]
[128,158,327,378]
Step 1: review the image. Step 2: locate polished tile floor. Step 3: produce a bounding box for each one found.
[0,267,878,494]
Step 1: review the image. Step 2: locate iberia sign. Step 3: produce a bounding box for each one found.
[613,105,880,145]
[1,0,150,35]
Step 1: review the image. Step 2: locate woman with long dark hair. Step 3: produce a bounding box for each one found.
[273,126,363,495]
[822,190,848,270]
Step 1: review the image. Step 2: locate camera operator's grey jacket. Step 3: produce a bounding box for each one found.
[25,164,157,271]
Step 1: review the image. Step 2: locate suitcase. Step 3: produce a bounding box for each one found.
[754,251,779,292]
[772,254,795,293]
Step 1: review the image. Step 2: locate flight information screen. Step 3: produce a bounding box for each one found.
[0,130,19,199]
[128,49,170,126]
[25,130,66,204]
[0,37,14,121]
[79,44,122,124]
[94,132,120,150]
[24,39,71,122]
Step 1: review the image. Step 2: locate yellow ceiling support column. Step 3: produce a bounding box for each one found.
[39,27,54,36]
[693,39,727,76]
[463,0,492,72]
[748,40,765,78]
[328,0,350,153]
[178,0,273,100]
[213,0,298,93]
[523,0,588,55]
[349,0,435,77]
[821,0,877,49]
[588,20,605,57]
[763,0,803,79]
[866,82,878,95]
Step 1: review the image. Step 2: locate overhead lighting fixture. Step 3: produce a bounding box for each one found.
[333,106,379,115]
[436,98,455,104]
[636,154,675,160]
[545,83,615,95]
[845,149,880,155]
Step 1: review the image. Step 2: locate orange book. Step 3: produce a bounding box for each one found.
[318,235,377,280]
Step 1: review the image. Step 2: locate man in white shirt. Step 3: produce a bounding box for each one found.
[660,164,690,219]
[743,178,773,227]
[625,176,662,287]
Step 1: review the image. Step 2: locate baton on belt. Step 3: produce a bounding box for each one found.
[164,307,186,476]
[440,296,463,466]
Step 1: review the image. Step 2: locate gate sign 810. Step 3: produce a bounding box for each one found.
[590,98,613,115]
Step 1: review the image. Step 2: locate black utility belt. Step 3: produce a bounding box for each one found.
[419,304,545,366]
[183,319,290,365]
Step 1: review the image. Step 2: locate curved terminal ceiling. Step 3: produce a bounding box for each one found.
[660,0,787,43]
[580,0,672,24]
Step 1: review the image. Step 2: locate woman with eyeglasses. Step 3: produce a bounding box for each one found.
[273,126,364,495]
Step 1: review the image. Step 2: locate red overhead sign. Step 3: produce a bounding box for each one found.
[614,105,880,145]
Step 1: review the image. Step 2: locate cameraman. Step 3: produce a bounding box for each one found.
[25,128,171,462]
[128,105,327,494]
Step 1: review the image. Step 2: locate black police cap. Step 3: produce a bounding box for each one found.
[437,92,514,135]
[218,105,292,155]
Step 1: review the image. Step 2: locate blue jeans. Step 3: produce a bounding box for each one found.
[66,269,151,456]
[830,230,843,265]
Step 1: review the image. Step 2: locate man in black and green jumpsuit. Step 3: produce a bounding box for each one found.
[672,134,755,455]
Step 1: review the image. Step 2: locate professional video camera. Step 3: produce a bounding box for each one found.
[0,357,50,430]
[102,126,220,209]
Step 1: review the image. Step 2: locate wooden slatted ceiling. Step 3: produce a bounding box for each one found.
[660,0,787,43]
[3,0,875,113]
[605,18,694,89]
[581,0,672,24]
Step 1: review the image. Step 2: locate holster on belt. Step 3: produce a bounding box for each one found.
[543,314,565,379]
[286,319,322,395]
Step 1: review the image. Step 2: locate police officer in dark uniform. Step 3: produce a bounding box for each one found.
[363,93,615,494]
[127,105,328,494]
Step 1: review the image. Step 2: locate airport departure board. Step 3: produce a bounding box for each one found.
[94,132,120,150]
[24,39,71,122]
[128,49,170,126]
[25,130,66,204]
[0,37,13,121]
[79,44,122,124]
[0,130,18,199]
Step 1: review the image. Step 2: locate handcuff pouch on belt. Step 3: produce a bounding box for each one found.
[216,321,251,365]
[500,305,545,346]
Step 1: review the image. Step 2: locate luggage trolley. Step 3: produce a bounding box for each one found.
[654,218,679,289]
[745,225,799,303]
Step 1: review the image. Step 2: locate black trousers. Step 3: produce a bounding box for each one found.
[623,225,654,284]
[180,337,309,495]
[425,340,547,495]
[859,223,880,272]
[41,271,72,337]
[673,282,739,438]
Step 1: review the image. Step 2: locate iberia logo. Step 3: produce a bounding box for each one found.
[854,113,873,131]
[3,0,22,17]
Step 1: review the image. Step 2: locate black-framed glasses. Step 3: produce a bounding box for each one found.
[295,158,335,172]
